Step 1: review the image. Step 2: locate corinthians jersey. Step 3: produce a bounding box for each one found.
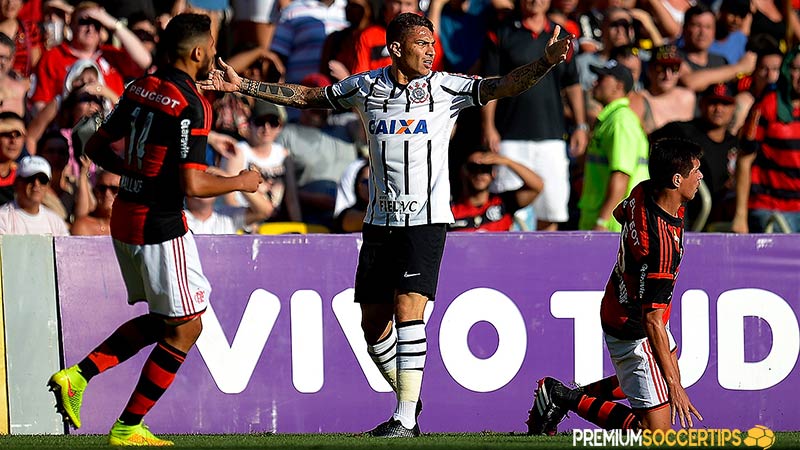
[325,67,484,226]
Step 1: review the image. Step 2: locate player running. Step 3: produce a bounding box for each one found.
[47,13,261,446]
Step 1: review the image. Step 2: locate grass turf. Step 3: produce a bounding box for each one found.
[0,432,799,449]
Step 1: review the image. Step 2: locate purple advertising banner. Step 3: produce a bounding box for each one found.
[54,233,800,434]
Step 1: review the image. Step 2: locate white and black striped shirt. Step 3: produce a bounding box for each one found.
[325,67,484,226]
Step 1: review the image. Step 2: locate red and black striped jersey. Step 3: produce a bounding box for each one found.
[449,192,520,232]
[98,67,210,245]
[740,91,800,212]
[600,181,684,340]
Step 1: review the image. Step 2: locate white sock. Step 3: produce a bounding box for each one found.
[393,320,426,428]
[367,326,398,391]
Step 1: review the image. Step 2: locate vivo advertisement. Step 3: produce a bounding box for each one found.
[53,233,800,434]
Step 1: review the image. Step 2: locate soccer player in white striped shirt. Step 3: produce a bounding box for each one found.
[202,11,572,437]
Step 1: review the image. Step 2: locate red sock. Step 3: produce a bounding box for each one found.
[575,395,639,430]
[582,376,626,401]
[78,315,161,381]
[119,342,186,425]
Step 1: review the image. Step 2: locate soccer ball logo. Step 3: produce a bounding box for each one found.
[743,425,775,449]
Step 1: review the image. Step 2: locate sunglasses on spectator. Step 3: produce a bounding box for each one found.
[95,184,120,195]
[252,115,281,128]
[0,130,22,139]
[23,174,49,185]
[466,162,494,174]
[77,17,102,30]
[609,19,633,29]
[359,178,370,186]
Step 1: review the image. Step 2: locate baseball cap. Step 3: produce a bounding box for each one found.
[590,59,634,93]
[251,100,287,123]
[653,44,683,66]
[17,155,52,181]
[702,83,736,104]
[0,112,26,136]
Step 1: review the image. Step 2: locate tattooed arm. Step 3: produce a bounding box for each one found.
[199,58,333,109]
[479,25,572,102]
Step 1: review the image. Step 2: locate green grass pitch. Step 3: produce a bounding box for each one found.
[1,432,799,449]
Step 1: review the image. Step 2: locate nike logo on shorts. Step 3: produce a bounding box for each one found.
[403,272,421,278]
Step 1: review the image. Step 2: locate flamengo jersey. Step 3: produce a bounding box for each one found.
[97,67,210,245]
[600,181,684,341]
[324,67,483,226]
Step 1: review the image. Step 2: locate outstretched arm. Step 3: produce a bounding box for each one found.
[479,25,572,102]
[199,58,333,109]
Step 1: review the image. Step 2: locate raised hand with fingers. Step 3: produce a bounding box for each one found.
[544,25,573,66]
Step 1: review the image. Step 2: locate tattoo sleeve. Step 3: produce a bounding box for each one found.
[238,78,332,109]
[479,58,557,103]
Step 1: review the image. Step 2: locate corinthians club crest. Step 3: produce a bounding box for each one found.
[409,81,429,104]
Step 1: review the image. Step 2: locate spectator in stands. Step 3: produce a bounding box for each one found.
[0,111,23,206]
[231,0,282,54]
[127,12,159,58]
[678,4,756,93]
[70,168,119,235]
[450,150,543,232]
[750,0,800,49]
[548,0,580,39]
[0,33,28,117]
[221,100,301,221]
[629,45,695,134]
[482,0,588,231]
[42,0,71,51]
[651,83,739,228]
[734,46,800,233]
[30,2,152,113]
[185,167,273,234]
[269,0,348,84]
[579,61,649,232]
[427,0,493,74]
[333,158,367,221]
[333,159,370,232]
[38,132,75,221]
[276,73,358,227]
[320,0,373,80]
[731,40,782,135]
[0,155,69,235]
[27,59,117,154]
[710,0,750,67]
[609,44,642,92]
[576,8,636,91]
[0,0,42,78]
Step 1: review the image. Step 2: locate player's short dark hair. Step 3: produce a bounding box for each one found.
[649,138,703,190]
[386,13,433,46]
[158,13,211,63]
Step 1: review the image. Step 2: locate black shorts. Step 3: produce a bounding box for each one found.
[354,223,447,303]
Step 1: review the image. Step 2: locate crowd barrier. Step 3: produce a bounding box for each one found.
[0,232,798,435]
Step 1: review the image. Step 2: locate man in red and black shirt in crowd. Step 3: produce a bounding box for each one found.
[47,13,261,446]
[734,45,800,233]
[450,150,542,232]
[527,138,704,435]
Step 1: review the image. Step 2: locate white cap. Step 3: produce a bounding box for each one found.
[17,155,52,181]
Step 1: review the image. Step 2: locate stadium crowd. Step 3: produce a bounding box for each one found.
[0,0,799,236]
